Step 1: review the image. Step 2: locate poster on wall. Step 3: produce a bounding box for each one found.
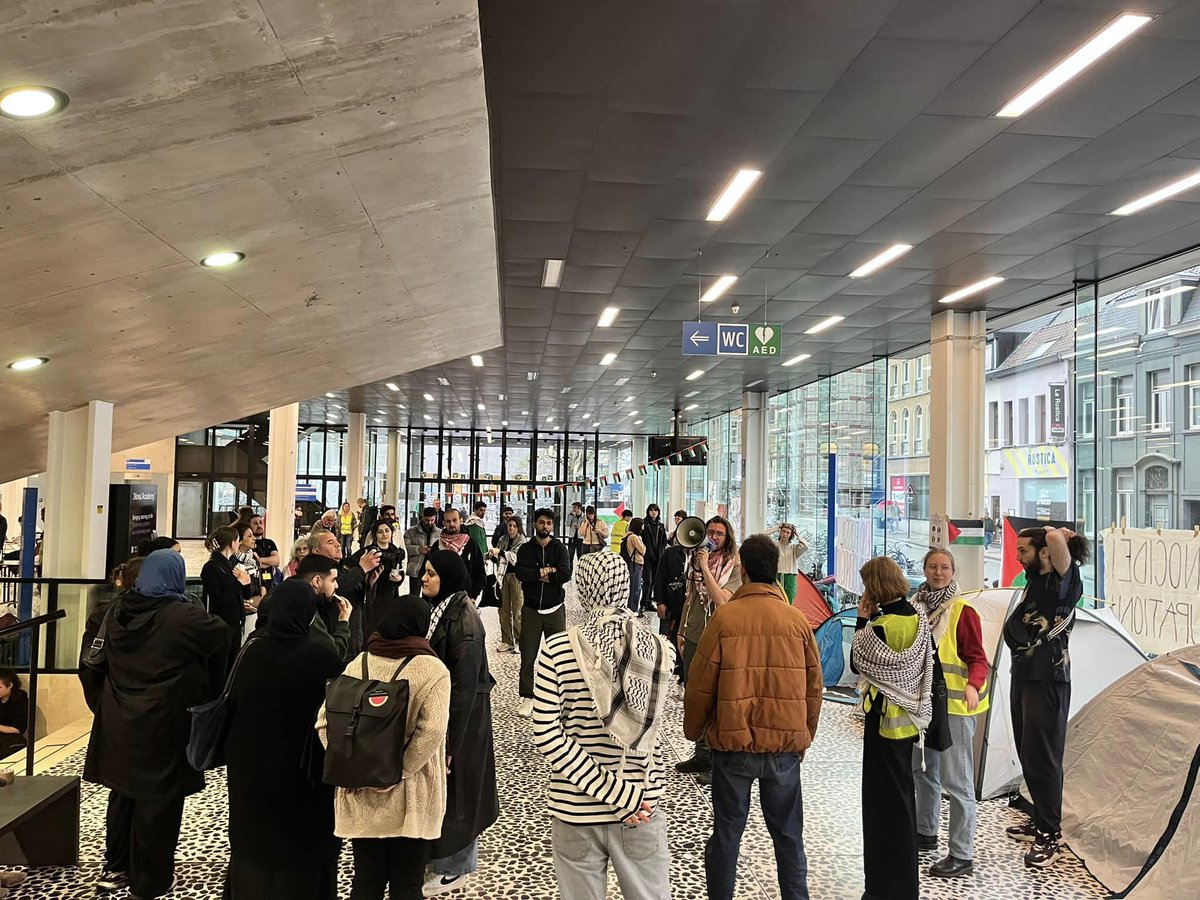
[1104,527,1200,656]
[129,484,159,547]
[1000,515,1076,587]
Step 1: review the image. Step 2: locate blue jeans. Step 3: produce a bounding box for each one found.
[706,751,809,900]
[429,837,477,877]
[628,562,643,612]
[552,815,670,900]
[913,713,978,860]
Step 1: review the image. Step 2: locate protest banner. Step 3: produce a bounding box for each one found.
[1104,527,1200,655]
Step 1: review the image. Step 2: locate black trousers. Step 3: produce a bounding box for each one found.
[861,706,918,900]
[642,558,659,608]
[1011,678,1071,835]
[519,605,567,698]
[350,836,430,900]
[105,790,186,898]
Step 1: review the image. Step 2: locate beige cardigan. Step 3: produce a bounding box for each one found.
[316,653,451,840]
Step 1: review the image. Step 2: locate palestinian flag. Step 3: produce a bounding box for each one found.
[626,468,634,480]
[611,472,622,483]
[671,452,682,464]
[947,519,985,545]
[600,475,609,487]
[638,464,647,476]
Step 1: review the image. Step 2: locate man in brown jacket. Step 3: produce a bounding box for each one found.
[684,534,823,900]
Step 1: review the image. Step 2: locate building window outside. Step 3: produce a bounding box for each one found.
[914,405,924,453]
[902,360,911,396]
[988,401,999,449]
[914,357,925,393]
[1003,400,1014,447]
[1116,472,1134,526]
[1034,394,1047,444]
[1079,382,1095,437]
[890,363,899,398]
[901,408,910,455]
[889,410,898,456]
[1018,397,1029,446]
[1150,371,1171,432]
[1114,376,1134,434]
[1146,288,1173,332]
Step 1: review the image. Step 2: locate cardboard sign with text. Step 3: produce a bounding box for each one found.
[1104,527,1200,656]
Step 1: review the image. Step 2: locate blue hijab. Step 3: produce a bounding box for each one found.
[134,549,189,603]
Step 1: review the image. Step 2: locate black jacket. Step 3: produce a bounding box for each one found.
[513,538,573,612]
[81,591,228,798]
[643,518,668,565]
[200,551,255,631]
[335,560,368,657]
[429,591,499,857]
[654,545,689,623]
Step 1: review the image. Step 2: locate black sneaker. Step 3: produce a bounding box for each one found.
[694,771,712,786]
[1024,832,1062,868]
[1006,820,1038,843]
[675,755,711,774]
[929,855,974,878]
[917,832,938,851]
[96,869,129,893]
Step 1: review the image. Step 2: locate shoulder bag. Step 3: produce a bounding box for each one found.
[187,638,257,771]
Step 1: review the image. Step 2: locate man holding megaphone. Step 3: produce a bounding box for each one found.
[674,515,742,781]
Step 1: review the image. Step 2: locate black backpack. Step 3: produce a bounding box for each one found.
[619,534,633,564]
[323,655,416,789]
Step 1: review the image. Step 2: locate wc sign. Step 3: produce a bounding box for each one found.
[683,321,781,357]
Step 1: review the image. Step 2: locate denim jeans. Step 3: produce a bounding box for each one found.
[706,751,809,900]
[552,815,670,900]
[429,838,477,877]
[628,562,643,612]
[913,713,978,860]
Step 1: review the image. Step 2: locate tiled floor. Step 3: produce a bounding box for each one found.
[6,588,1111,899]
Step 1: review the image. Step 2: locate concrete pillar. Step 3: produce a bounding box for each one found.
[741,391,767,539]
[44,401,113,578]
[346,412,366,507]
[631,437,647,516]
[386,430,401,507]
[929,310,987,590]
[266,404,299,557]
[669,465,686,518]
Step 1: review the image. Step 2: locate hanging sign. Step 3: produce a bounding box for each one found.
[682,322,781,357]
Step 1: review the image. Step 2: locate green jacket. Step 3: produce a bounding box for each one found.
[466,516,489,558]
[311,611,351,663]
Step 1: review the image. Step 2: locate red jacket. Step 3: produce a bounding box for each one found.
[956,604,988,691]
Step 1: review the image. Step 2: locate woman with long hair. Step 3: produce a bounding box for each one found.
[488,515,526,654]
[346,521,406,642]
[338,501,357,557]
[851,556,933,900]
[224,580,344,899]
[1003,526,1089,868]
[623,517,647,613]
[763,523,808,604]
[201,525,256,673]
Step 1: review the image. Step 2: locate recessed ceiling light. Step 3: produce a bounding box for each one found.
[996,14,1152,118]
[600,353,617,365]
[627,410,639,417]
[849,244,913,278]
[546,415,554,422]
[325,392,335,398]
[1111,169,1200,216]
[685,390,700,397]
[470,355,484,367]
[700,275,737,303]
[0,86,68,118]
[569,403,578,409]
[582,413,591,419]
[706,169,762,221]
[624,395,635,402]
[782,353,811,367]
[685,403,699,410]
[477,403,486,410]
[597,306,619,328]
[805,315,845,335]
[560,387,572,394]
[436,377,449,386]
[522,410,529,415]
[527,371,539,381]
[614,377,630,386]
[372,417,383,423]
[594,422,601,428]
[397,404,406,410]
[746,380,764,388]
[7,356,47,371]
[542,259,564,288]
[423,393,434,402]
[499,394,506,400]
[938,276,1005,304]
[634,420,644,425]
[501,420,508,426]
[385,382,400,391]
[686,370,704,381]
[200,251,245,268]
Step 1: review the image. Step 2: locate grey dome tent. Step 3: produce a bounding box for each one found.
[1058,647,1200,900]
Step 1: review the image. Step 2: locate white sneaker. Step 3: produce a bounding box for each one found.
[497,643,513,653]
[423,872,469,896]
[517,698,534,718]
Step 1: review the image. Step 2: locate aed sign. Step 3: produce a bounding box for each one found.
[749,324,781,357]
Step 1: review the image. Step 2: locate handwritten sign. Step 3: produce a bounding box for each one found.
[1104,528,1200,655]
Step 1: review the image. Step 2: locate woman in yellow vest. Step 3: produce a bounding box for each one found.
[851,556,933,900]
[910,549,989,879]
[337,501,357,557]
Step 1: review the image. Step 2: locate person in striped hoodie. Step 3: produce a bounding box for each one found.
[532,551,675,900]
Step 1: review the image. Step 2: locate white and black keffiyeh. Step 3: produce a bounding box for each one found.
[913,579,958,642]
[568,552,674,753]
[852,611,934,732]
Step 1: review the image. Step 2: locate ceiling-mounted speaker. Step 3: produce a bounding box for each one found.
[676,516,706,549]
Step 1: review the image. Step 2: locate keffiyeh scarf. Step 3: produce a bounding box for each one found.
[852,611,934,732]
[439,531,470,554]
[568,552,674,753]
[912,580,959,642]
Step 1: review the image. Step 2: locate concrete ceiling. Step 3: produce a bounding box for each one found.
[0,0,500,483]
[331,0,1200,438]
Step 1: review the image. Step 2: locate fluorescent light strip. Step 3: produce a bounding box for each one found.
[597,306,619,328]
[385,382,400,391]
[423,393,434,402]
[1116,285,1195,308]
[996,14,1152,118]
[706,169,762,221]
[685,390,700,398]
[1113,170,1200,215]
[938,276,1005,305]
[470,355,483,367]
[804,316,845,335]
[436,377,449,386]
[477,404,486,410]
[849,244,912,278]
[700,274,737,303]
[600,353,617,366]
[542,258,564,287]
[782,353,811,367]
[686,370,704,381]
[685,403,699,411]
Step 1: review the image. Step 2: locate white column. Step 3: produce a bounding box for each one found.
[266,404,299,557]
[44,401,113,578]
[346,412,367,506]
[669,465,686,518]
[385,430,401,507]
[929,310,986,590]
[741,391,767,539]
[631,437,647,516]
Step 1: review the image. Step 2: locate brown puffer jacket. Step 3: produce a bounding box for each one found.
[683,581,823,753]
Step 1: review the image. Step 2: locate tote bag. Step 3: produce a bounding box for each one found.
[187,638,257,771]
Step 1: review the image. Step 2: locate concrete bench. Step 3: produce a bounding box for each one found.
[0,775,80,866]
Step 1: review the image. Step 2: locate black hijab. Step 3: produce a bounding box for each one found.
[377,593,432,640]
[264,579,318,641]
[425,550,469,605]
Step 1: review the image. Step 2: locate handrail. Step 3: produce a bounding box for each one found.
[0,609,66,639]
[0,609,68,777]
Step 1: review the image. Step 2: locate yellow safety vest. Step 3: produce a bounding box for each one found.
[939,598,990,717]
[863,611,921,740]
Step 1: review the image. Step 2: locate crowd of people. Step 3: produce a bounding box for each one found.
[73,495,1089,900]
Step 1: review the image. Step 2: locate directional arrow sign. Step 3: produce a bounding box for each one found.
[682,321,718,356]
